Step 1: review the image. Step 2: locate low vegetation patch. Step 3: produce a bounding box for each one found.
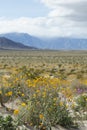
[0,50,87,129]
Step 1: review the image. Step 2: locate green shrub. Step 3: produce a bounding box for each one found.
[0,115,16,130]
[17,91,74,129]
[76,93,87,110]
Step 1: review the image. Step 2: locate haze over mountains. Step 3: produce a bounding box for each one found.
[0,32,87,50]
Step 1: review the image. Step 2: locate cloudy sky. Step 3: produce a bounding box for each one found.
[0,0,87,38]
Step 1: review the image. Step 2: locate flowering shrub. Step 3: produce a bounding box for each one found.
[0,66,87,129]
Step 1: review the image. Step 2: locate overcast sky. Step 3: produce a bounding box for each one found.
[0,0,87,38]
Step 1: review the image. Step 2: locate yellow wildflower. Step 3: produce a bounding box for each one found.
[7,91,12,96]
[21,103,26,107]
[21,93,25,96]
[33,94,36,98]
[30,123,33,126]
[36,90,40,93]
[14,109,19,115]
[43,92,46,98]
[53,98,57,101]
[66,104,69,108]
[72,103,75,108]
[39,114,44,119]
[60,101,63,106]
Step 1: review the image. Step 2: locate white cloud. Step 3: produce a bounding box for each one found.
[0,0,87,38]
[41,0,87,22]
[40,0,87,37]
[0,17,50,36]
[48,7,73,17]
[0,16,86,38]
[41,0,86,7]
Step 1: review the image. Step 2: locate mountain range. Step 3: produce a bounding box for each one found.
[0,33,43,49]
[0,32,87,50]
[0,37,36,50]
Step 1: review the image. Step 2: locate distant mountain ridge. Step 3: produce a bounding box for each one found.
[43,37,87,50]
[0,32,87,50]
[0,33,44,49]
[0,37,36,50]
